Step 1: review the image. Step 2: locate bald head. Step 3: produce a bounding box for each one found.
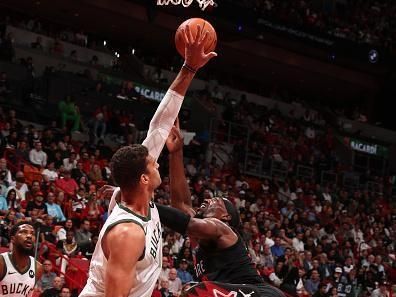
[168,268,177,280]
[53,277,63,289]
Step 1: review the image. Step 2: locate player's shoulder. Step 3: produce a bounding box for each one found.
[107,221,146,241]
[204,217,231,228]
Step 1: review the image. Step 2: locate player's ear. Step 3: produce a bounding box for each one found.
[221,213,232,223]
[141,174,149,185]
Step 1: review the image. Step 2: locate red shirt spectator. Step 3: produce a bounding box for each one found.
[55,171,78,197]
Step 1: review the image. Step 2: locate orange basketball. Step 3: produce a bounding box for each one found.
[175,18,217,59]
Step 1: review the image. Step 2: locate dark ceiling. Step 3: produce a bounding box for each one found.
[0,0,390,107]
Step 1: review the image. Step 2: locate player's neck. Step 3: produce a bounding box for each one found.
[10,250,30,271]
[121,187,151,217]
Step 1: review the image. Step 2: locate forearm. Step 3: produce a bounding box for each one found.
[169,67,195,96]
[169,151,194,216]
[156,203,191,235]
[142,67,194,161]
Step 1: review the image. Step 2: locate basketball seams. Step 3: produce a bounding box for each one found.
[175,18,217,58]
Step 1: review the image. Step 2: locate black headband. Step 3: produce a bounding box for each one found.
[222,198,240,229]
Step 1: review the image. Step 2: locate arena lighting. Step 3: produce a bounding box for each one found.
[114,51,118,56]
[368,49,379,63]
[132,48,135,55]
[103,40,107,46]
[237,25,243,32]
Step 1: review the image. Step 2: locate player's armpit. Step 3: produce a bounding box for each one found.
[186,218,225,240]
[104,223,145,297]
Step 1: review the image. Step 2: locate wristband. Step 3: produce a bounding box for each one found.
[182,63,197,74]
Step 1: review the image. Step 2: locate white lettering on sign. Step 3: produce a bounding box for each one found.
[134,86,166,102]
[156,0,217,11]
[350,140,378,155]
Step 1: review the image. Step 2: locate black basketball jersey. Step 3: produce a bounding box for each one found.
[194,236,263,285]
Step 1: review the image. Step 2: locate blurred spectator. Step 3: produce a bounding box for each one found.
[159,278,173,297]
[88,164,103,183]
[371,280,390,297]
[56,230,80,258]
[31,36,44,51]
[63,152,77,172]
[75,219,92,249]
[7,171,28,201]
[40,276,63,297]
[176,259,193,284]
[0,32,15,61]
[37,260,57,292]
[55,170,78,197]
[58,96,80,132]
[160,257,171,280]
[0,157,12,185]
[59,287,71,297]
[26,191,48,217]
[0,72,11,97]
[46,192,66,222]
[168,268,182,296]
[42,162,59,182]
[304,269,320,295]
[29,141,47,168]
[312,283,327,297]
[93,105,110,141]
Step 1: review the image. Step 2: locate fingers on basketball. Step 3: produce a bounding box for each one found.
[175,18,217,58]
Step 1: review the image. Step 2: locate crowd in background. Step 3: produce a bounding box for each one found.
[0,7,396,297]
[1,94,395,297]
[227,0,396,48]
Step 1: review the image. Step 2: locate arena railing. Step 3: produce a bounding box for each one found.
[296,165,314,182]
[209,118,249,145]
[320,170,338,186]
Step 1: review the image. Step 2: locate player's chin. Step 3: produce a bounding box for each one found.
[23,241,34,250]
[21,246,34,254]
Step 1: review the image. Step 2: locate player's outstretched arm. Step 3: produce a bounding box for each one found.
[104,223,145,297]
[107,25,217,214]
[142,24,217,162]
[166,120,195,217]
[156,203,236,243]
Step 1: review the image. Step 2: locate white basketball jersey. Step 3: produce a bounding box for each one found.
[0,252,36,297]
[80,201,162,297]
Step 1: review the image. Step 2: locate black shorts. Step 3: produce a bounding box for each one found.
[184,281,286,297]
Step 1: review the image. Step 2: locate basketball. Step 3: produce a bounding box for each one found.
[175,18,217,59]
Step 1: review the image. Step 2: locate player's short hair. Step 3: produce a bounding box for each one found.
[222,198,241,229]
[10,221,34,237]
[111,144,149,190]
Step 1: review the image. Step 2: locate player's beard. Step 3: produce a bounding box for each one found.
[194,210,204,219]
[15,242,35,256]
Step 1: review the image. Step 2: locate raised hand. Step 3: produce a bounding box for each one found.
[98,185,117,200]
[166,118,184,153]
[182,24,217,70]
